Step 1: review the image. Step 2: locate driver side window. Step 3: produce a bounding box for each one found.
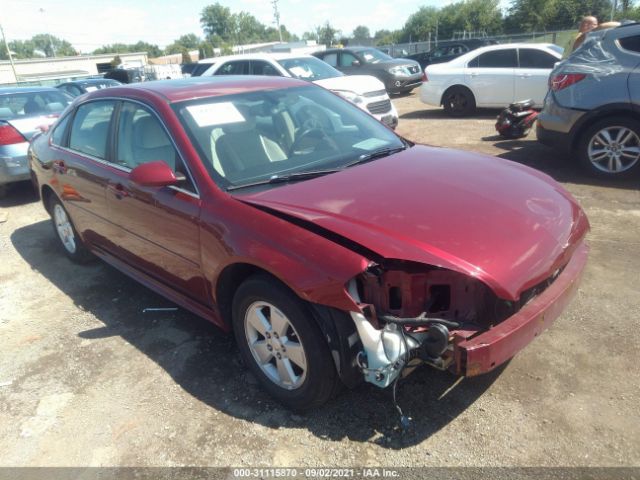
[115,102,196,192]
[339,52,358,67]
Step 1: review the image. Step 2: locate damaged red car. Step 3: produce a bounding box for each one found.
[29,77,589,410]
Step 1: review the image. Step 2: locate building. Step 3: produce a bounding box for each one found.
[0,52,148,86]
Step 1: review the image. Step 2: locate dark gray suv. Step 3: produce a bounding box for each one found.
[537,23,640,178]
[314,47,422,95]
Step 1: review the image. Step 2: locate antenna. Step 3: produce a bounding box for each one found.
[271,0,283,42]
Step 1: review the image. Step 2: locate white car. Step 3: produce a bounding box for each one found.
[199,53,399,128]
[420,43,562,116]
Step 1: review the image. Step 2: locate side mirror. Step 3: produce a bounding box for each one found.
[351,60,361,67]
[129,160,178,187]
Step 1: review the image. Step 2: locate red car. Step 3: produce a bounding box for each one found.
[29,77,589,410]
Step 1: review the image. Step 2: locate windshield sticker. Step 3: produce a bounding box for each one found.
[353,138,389,151]
[84,86,98,92]
[187,102,245,127]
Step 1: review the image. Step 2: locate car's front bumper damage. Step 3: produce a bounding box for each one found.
[347,241,590,389]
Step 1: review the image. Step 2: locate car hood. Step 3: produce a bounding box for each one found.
[370,59,421,72]
[237,146,589,301]
[314,75,387,95]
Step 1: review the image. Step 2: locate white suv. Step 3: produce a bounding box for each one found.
[199,53,399,129]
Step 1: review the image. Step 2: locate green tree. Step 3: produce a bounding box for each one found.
[181,48,193,64]
[316,22,340,47]
[201,3,235,42]
[111,55,122,68]
[352,25,371,43]
[402,7,439,42]
[373,29,402,46]
[506,0,611,32]
[165,34,201,54]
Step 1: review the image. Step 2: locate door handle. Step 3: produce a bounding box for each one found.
[470,72,479,77]
[519,73,532,78]
[107,182,129,199]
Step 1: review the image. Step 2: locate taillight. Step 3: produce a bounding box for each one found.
[422,71,428,82]
[550,73,586,91]
[0,123,26,145]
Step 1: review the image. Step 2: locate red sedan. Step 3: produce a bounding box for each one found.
[29,77,589,410]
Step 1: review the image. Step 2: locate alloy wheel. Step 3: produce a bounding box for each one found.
[53,204,76,254]
[588,126,640,174]
[244,301,307,390]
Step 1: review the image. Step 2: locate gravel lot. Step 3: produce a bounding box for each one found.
[0,91,639,468]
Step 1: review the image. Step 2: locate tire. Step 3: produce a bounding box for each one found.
[442,86,476,117]
[232,274,339,410]
[577,116,640,179]
[48,196,94,263]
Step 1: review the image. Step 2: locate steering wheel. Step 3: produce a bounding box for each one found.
[290,127,339,155]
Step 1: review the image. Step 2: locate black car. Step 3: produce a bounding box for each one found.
[55,78,121,97]
[406,39,499,70]
[313,47,422,95]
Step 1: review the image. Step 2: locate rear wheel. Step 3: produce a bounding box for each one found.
[232,275,339,410]
[578,117,640,179]
[49,197,93,263]
[442,86,476,117]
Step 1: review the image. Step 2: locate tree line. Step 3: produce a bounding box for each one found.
[2,0,639,62]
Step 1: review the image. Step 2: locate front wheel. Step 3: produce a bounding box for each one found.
[49,197,93,263]
[577,117,640,179]
[232,275,339,410]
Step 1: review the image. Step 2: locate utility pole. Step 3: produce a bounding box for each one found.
[0,23,19,84]
[271,0,283,43]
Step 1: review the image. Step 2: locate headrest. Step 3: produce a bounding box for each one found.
[46,102,64,112]
[0,107,13,119]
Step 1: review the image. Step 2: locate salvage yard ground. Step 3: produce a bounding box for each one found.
[0,92,639,467]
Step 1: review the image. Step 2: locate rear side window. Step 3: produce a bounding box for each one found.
[471,49,518,68]
[0,91,71,120]
[215,61,250,75]
[322,53,338,67]
[518,49,558,68]
[51,114,71,146]
[251,61,280,76]
[619,35,640,53]
[68,101,116,159]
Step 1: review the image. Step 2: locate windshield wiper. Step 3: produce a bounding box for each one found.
[226,168,342,191]
[344,145,408,169]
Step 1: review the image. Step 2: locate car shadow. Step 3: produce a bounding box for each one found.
[401,109,501,121]
[488,136,640,190]
[0,181,39,208]
[11,220,502,449]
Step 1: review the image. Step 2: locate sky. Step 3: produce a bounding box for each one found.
[1,0,511,53]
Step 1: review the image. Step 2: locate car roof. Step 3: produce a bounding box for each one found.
[0,86,62,95]
[449,42,561,64]
[198,52,316,65]
[86,76,308,103]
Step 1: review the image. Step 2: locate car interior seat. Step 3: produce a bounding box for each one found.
[132,115,176,169]
[213,106,286,178]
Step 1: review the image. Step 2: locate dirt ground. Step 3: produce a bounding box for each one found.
[0,92,639,468]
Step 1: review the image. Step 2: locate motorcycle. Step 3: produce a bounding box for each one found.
[495,99,538,139]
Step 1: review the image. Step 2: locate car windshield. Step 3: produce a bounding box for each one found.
[278,57,343,81]
[175,85,404,190]
[0,91,71,120]
[547,44,564,55]
[360,49,392,64]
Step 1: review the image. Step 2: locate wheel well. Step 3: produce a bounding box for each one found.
[570,110,640,152]
[41,185,56,214]
[215,263,271,327]
[440,84,474,106]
